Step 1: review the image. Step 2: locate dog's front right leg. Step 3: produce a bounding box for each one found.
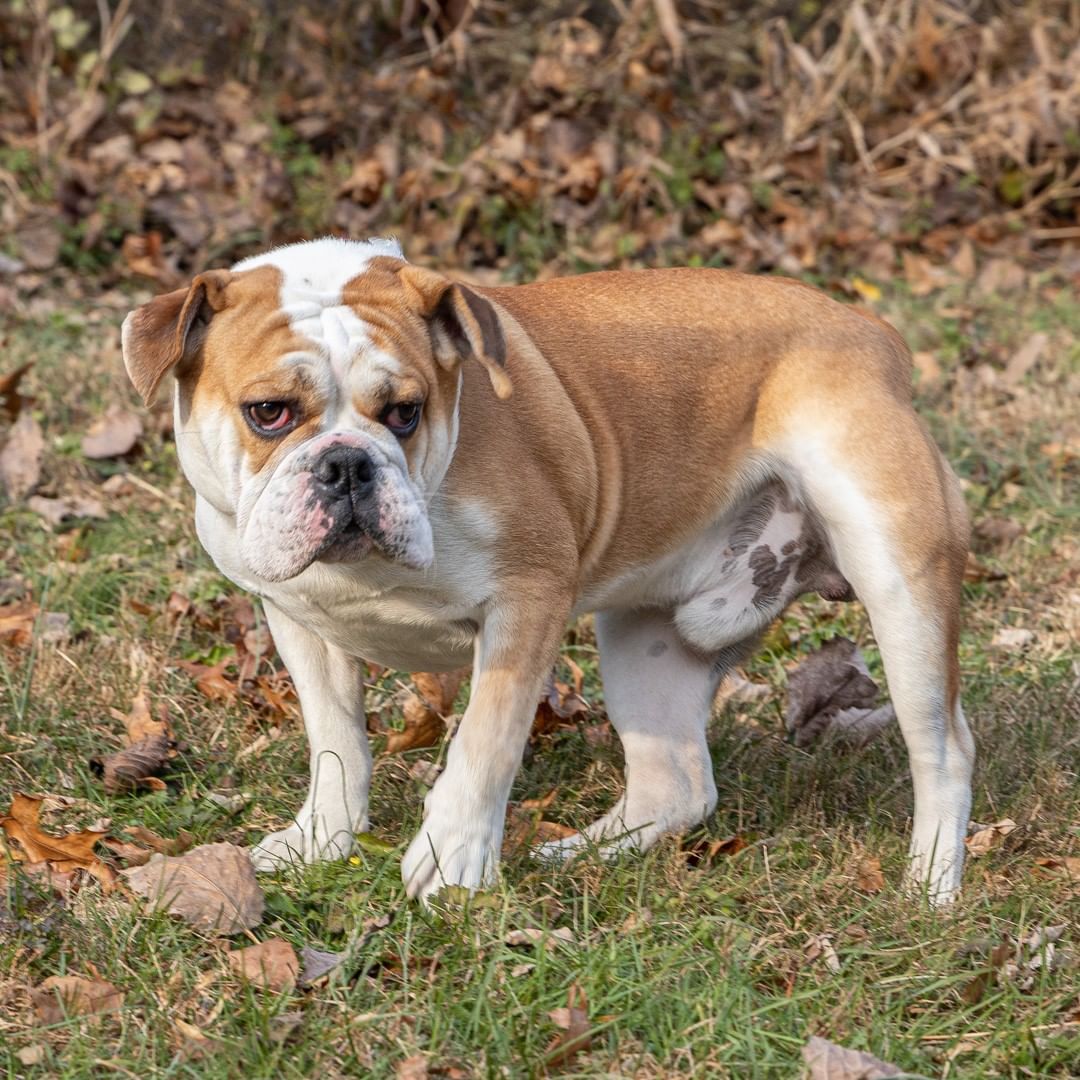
[401,582,572,902]
[250,601,370,871]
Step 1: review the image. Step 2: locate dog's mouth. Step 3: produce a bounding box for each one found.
[317,513,376,564]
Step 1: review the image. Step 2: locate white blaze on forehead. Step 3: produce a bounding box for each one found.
[232,237,406,388]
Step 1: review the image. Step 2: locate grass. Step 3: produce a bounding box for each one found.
[1,276,1078,1078]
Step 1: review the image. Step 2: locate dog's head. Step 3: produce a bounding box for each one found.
[121,238,511,582]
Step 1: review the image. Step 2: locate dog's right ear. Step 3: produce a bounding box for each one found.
[121,270,231,405]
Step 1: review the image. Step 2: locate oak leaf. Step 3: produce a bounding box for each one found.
[0,793,116,893]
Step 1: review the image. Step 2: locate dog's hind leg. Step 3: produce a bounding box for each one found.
[536,608,728,861]
[772,402,973,904]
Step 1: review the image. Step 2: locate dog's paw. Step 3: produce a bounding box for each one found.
[533,796,695,865]
[401,810,501,903]
[902,853,964,907]
[249,815,359,872]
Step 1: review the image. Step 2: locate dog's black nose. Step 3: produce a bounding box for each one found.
[312,446,375,503]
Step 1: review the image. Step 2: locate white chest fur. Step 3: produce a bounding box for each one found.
[195,493,492,671]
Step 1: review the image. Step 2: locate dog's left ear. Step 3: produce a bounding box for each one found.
[395,264,512,400]
[121,270,232,405]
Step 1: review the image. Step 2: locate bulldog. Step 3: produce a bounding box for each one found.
[121,237,974,904]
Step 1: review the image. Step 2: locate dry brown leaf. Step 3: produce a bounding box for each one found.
[396,1055,429,1080]
[32,975,124,1024]
[544,983,592,1070]
[298,945,346,986]
[177,658,238,703]
[101,838,154,866]
[0,362,33,421]
[682,833,750,867]
[82,405,143,459]
[384,668,466,754]
[856,856,885,893]
[533,659,589,737]
[0,600,39,646]
[804,934,842,974]
[0,792,116,893]
[964,553,1007,583]
[126,824,194,856]
[785,639,890,748]
[990,627,1035,650]
[412,669,465,715]
[0,410,44,500]
[226,937,299,992]
[122,841,265,934]
[93,688,176,794]
[26,494,107,526]
[965,818,1017,857]
[95,735,171,794]
[801,1036,904,1079]
[385,691,445,754]
[119,688,171,744]
[172,1018,222,1062]
[1002,331,1048,385]
[1033,855,1080,879]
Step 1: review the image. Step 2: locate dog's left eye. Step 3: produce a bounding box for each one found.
[382,401,422,437]
[245,401,296,434]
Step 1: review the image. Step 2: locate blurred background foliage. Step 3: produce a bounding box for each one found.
[0,0,1077,293]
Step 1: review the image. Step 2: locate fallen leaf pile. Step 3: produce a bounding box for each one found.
[0,1,1074,317]
[959,923,1070,1002]
[785,638,896,749]
[503,789,577,856]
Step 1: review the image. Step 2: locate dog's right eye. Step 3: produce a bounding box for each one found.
[245,401,296,435]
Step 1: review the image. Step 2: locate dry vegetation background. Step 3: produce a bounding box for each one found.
[1,1,1079,1078]
[0,0,1078,291]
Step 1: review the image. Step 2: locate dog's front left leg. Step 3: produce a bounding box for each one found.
[402,584,572,902]
[250,601,370,871]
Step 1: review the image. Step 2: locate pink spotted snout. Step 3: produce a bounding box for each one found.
[237,430,434,583]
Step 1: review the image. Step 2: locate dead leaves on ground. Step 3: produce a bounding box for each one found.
[532,657,589,738]
[80,405,143,459]
[959,924,1069,1003]
[122,842,265,935]
[785,637,895,749]
[226,937,300,992]
[381,654,594,756]
[90,685,178,794]
[0,409,44,500]
[965,818,1018,857]
[0,793,116,894]
[801,1036,907,1079]
[544,983,593,1071]
[32,974,125,1025]
[384,669,465,754]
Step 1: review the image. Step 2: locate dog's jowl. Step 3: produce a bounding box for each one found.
[121,238,973,904]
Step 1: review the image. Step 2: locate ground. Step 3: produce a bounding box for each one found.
[0,274,1078,1078]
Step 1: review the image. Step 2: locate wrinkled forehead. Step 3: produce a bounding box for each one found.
[224,237,422,394]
